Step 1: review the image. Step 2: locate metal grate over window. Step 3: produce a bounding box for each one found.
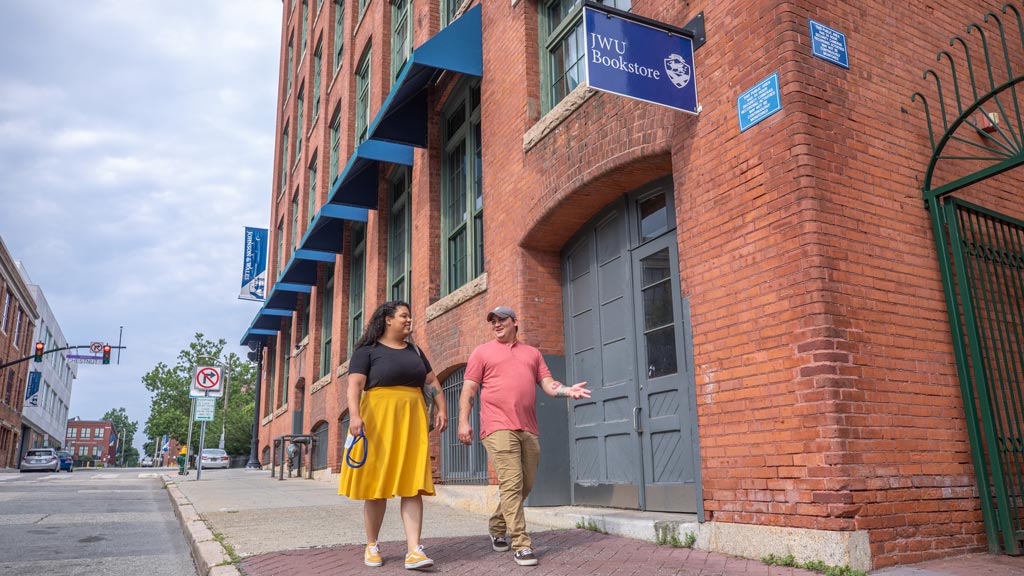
[440,367,488,484]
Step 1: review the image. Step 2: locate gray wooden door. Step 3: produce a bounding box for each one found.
[563,185,699,513]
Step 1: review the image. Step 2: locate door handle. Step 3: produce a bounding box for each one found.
[633,406,643,433]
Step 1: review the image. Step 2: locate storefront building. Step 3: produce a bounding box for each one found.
[241,1,1024,569]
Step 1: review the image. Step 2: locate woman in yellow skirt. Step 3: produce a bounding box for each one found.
[338,300,447,570]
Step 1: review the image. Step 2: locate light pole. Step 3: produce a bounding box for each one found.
[245,344,264,470]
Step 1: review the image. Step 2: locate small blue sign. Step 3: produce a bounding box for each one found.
[738,73,782,132]
[809,20,849,69]
[584,7,699,115]
[239,227,268,301]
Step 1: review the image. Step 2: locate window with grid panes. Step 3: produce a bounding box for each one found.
[296,86,304,162]
[265,343,276,414]
[320,264,334,378]
[291,190,300,254]
[441,0,461,28]
[540,0,630,113]
[388,167,411,301]
[308,154,318,223]
[276,220,285,277]
[12,308,20,345]
[280,126,290,194]
[355,48,371,146]
[287,37,294,97]
[301,0,309,54]
[347,222,366,356]
[334,0,345,73]
[313,39,323,122]
[82,428,90,439]
[391,0,411,82]
[281,326,291,405]
[441,81,483,295]
[0,291,8,332]
[329,109,341,184]
[300,293,311,341]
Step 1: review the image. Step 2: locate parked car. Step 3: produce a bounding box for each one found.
[198,448,229,469]
[140,456,154,468]
[20,448,60,473]
[56,450,74,472]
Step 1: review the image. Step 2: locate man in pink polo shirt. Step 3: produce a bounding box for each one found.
[457,305,590,567]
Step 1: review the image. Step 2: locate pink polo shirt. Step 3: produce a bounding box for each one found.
[464,338,552,439]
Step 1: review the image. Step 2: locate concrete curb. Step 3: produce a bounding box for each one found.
[162,474,242,576]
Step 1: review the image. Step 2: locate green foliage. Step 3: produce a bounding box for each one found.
[101,407,139,466]
[761,553,866,576]
[212,532,240,564]
[654,522,694,548]
[142,333,256,455]
[574,518,606,534]
[682,532,697,548]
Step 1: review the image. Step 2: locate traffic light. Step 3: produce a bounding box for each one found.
[102,345,111,365]
[34,341,44,362]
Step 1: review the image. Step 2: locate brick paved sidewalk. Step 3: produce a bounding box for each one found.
[238,529,820,576]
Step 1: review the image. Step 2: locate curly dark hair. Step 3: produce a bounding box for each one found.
[354,300,411,349]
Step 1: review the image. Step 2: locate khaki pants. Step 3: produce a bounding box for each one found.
[481,430,540,551]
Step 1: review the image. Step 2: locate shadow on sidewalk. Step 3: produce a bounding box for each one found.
[238,528,819,576]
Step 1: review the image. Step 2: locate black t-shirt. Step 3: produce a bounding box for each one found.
[349,343,432,390]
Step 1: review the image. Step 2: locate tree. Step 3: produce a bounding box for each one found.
[101,407,139,467]
[143,333,256,456]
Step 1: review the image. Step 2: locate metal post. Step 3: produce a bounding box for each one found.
[245,346,264,469]
[196,420,207,480]
[185,397,195,476]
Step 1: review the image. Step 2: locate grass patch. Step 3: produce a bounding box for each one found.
[761,553,866,576]
[212,532,241,564]
[574,518,607,534]
[654,522,695,548]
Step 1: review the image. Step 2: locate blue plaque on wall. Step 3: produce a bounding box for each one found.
[809,19,849,69]
[737,73,782,132]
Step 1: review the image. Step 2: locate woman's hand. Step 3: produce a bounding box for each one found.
[434,410,448,433]
[349,415,364,437]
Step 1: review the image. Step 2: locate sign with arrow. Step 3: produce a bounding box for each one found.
[190,366,224,398]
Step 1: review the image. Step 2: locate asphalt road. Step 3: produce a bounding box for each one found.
[0,467,197,576]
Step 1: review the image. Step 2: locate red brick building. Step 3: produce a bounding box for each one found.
[65,419,120,467]
[241,0,1024,569]
[0,236,37,469]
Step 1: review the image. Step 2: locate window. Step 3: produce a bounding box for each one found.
[308,154,318,224]
[281,327,291,405]
[441,0,462,28]
[441,81,483,295]
[348,222,366,357]
[78,446,86,456]
[68,427,77,438]
[299,293,311,341]
[329,108,341,184]
[265,343,276,414]
[313,40,323,122]
[81,428,91,439]
[320,264,335,378]
[358,0,369,20]
[317,0,323,13]
[92,446,100,458]
[12,308,21,346]
[391,0,411,82]
[280,125,289,194]
[276,219,285,277]
[296,86,305,163]
[388,167,411,301]
[286,37,294,97]
[355,48,371,146]
[0,291,9,332]
[291,189,300,255]
[301,0,309,55]
[334,0,345,73]
[95,428,104,439]
[540,0,631,112]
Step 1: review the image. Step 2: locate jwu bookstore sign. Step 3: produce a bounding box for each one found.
[584,5,699,114]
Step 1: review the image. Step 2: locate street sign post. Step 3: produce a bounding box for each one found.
[194,397,217,421]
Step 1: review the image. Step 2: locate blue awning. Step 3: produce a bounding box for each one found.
[278,248,337,286]
[328,140,414,209]
[251,308,292,331]
[240,328,277,348]
[299,203,368,253]
[367,4,482,148]
[264,282,312,311]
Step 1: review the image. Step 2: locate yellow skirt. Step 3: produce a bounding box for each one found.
[338,386,435,500]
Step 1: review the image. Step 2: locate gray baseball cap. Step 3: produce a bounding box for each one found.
[486,306,516,321]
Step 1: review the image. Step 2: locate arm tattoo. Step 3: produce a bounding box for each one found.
[555,387,568,398]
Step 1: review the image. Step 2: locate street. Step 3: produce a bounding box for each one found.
[0,467,197,576]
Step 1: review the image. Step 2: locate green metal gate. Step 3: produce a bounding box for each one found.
[913,3,1024,555]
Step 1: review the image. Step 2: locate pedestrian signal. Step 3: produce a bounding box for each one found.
[34,341,44,362]
[102,345,111,365]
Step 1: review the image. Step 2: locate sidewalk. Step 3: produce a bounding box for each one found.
[163,469,1024,576]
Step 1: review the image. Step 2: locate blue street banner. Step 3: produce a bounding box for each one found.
[24,371,40,406]
[584,6,699,114]
[161,434,169,452]
[239,227,268,301]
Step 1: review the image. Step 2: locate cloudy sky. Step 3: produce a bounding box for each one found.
[0,2,282,454]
